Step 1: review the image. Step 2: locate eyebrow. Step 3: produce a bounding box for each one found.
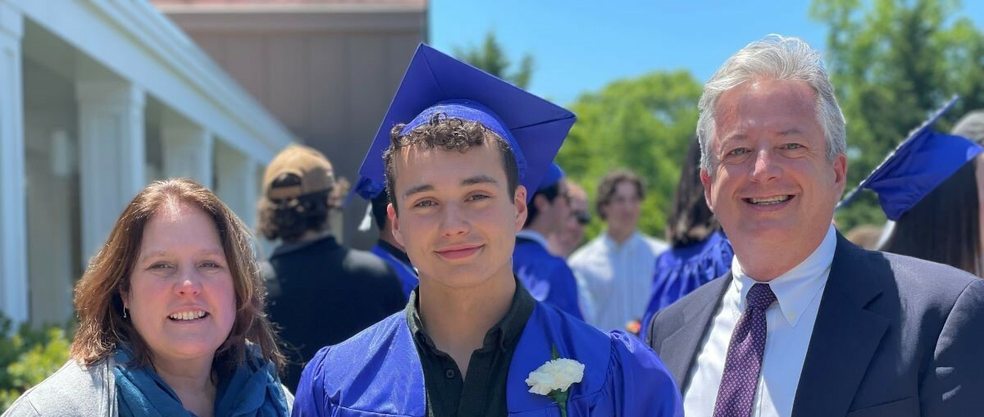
[403,184,434,199]
[778,128,803,136]
[461,175,499,187]
[402,175,500,199]
[137,248,225,263]
[721,133,748,144]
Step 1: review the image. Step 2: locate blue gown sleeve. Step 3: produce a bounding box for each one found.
[292,346,331,417]
[553,263,585,320]
[608,331,683,417]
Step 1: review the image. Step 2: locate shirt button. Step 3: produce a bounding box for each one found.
[445,369,455,379]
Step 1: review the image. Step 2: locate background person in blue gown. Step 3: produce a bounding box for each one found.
[640,136,733,340]
[360,184,420,297]
[514,164,586,320]
[875,108,984,278]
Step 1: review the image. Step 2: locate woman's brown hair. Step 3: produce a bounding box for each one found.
[71,178,285,373]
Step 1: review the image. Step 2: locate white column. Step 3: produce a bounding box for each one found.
[215,142,258,226]
[0,2,27,324]
[76,79,146,262]
[26,130,75,326]
[162,111,213,188]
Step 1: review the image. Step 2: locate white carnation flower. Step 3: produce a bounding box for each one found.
[525,358,585,395]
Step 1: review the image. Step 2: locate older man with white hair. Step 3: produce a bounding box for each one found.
[646,35,984,416]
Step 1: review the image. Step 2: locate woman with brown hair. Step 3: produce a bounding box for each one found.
[4,178,290,416]
[878,109,984,277]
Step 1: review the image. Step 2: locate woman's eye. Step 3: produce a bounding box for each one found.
[200,261,221,269]
[150,263,173,270]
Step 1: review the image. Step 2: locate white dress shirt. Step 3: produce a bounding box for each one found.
[683,225,837,417]
[569,231,669,331]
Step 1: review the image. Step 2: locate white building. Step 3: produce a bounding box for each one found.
[0,0,295,327]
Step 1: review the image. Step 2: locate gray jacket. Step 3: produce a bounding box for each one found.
[3,358,117,416]
[2,358,294,416]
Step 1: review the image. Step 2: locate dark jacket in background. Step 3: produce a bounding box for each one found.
[263,234,405,391]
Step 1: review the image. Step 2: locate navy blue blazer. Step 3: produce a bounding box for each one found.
[646,233,984,416]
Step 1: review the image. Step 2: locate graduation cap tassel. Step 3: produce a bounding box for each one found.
[358,202,373,232]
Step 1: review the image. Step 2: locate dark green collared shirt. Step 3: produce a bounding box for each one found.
[406,279,536,417]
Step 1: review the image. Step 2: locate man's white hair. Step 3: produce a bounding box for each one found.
[696,34,847,173]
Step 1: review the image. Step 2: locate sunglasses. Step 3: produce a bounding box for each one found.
[572,210,591,226]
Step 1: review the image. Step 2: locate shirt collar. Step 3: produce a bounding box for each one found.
[730,224,837,327]
[601,230,640,250]
[406,276,535,355]
[516,230,550,249]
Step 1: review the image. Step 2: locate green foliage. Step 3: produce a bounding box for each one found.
[811,0,984,231]
[454,31,535,89]
[0,314,74,412]
[557,70,702,241]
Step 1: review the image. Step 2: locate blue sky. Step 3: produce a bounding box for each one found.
[430,1,984,106]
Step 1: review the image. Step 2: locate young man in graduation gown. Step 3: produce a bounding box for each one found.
[513,164,586,320]
[292,44,682,417]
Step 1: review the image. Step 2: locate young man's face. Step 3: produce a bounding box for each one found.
[535,180,571,234]
[601,181,642,236]
[388,144,527,289]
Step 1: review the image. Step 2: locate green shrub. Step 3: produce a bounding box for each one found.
[0,314,75,412]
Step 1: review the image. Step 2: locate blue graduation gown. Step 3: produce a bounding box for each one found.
[513,238,584,320]
[371,243,419,298]
[292,302,682,417]
[639,231,733,340]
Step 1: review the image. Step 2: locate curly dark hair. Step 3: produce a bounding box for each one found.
[383,113,519,211]
[257,175,350,243]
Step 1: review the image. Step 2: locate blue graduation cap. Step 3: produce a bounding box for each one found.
[351,44,576,204]
[837,96,984,220]
[536,163,565,192]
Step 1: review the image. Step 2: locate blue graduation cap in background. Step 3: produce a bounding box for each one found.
[837,96,984,220]
[536,163,565,192]
[351,44,576,204]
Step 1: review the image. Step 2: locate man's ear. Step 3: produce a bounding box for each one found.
[388,203,404,247]
[832,153,848,195]
[514,186,528,232]
[700,169,715,213]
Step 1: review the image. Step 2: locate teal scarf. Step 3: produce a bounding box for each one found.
[113,346,289,417]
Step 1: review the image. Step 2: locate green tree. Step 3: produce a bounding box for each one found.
[557,70,702,241]
[811,0,984,230]
[454,31,535,89]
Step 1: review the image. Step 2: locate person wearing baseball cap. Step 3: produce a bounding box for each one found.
[258,144,405,392]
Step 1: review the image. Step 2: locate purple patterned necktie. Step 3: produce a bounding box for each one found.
[712,283,777,417]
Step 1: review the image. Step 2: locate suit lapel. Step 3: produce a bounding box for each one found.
[658,275,730,390]
[792,235,889,417]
